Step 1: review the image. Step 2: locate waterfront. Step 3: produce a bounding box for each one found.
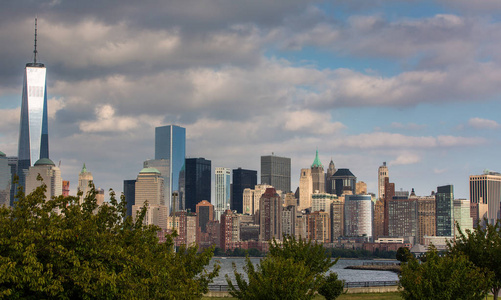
[209,258,399,285]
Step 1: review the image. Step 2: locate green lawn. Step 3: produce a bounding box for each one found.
[203,292,496,299]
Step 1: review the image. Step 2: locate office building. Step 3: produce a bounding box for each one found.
[242,184,273,215]
[185,158,211,213]
[123,179,136,217]
[330,198,344,242]
[311,150,325,193]
[453,199,473,236]
[8,157,17,206]
[331,169,357,197]
[154,125,185,213]
[232,168,257,214]
[261,154,291,193]
[0,152,10,206]
[356,181,367,195]
[299,168,313,211]
[436,185,454,237]
[220,209,240,251]
[259,188,282,241]
[373,200,385,241]
[378,162,388,201]
[388,191,418,240]
[470,171,501,224]
[17,19,49,191]
[417,194,436,245]
[25,158,62,200]
[344,194,372,239]
[62,180,70,197]
[214,167,231,221]
[143,159,170,212]
[282,205,296,237]
[470,202,488,228]
[307,211,330,243]
[77,163,93,205]
[196,200,214,233]
[325,159,336,194]
[383,177,395,236]
[132,167,167,229]
[311,191,336,214]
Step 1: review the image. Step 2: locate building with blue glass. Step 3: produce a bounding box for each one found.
[17,19,49,191]
[154,125,185,213]
[185,158,211,213]
[436,184,454,237]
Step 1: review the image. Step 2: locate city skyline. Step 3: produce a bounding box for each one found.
[1,2,501,199]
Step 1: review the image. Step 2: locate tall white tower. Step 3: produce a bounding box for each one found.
[378,162,389,201]
[214,167,231,221]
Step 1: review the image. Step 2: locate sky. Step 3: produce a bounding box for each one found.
[1,0,501,199]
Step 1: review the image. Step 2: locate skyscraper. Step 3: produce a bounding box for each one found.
[214,167,231,221]
[0,152,10,207]
[325,159,336,194]
[470,171,501,224]
[185,158,211,213]
[259,187,282,241]
[299,168,312,211]
[261,154,291,193]
[132,167,167,229]
[311,150,325,193]
[331,169,357,196]
[77,163,93,205]
[17,19,49,190]
[378,162,388,201]
[154,125,185,213]
[436,185,454,237]
[232,168,257,214]
[344,194,373,239]
[25,158,62,201]
[123,179,136,217]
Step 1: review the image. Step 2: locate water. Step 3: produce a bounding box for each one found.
[208,257,399,285]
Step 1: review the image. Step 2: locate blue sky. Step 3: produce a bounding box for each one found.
[1,0,500,199]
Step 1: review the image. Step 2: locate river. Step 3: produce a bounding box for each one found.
[208,257,399,285]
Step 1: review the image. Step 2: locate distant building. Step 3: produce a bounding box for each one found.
[196,200,214,234]
[388,191,418,241]
[0,152,10,206]
[143,159,171,213]
[344,194,372,239]
[307,211,330,243]
[330,198,344,242]
[373,200,385,241]
[232,168,257,214]
[8,156,17,206]
[25,158,62,200]
[259,188,282,241]
[185,158,211,213]
[311,191,336,214]
[325,159,336,194]
[417,194,436,245]
[62,180,70,197]
[284,192,297,207]
[436,185,454,237]
[470,202,488,228]
[77,163,93,204]
[299,168,313,211]
[242,184,273,215]
[356,181,367,195]
[453,199,473,236]
[331,169,357,197]
[261,154,291,193]
[383,177,395,236]
[132,167,167,230]
[282,205,296,237]
[295,213,307,240]
[378,162,388,201]
[311,150,325,194]
[470,171,501,224]
[123,179,136,217]
[220,209,240,251]
[155,125,186,213]
[214,167,231,221]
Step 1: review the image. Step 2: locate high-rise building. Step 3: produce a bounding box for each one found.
[311,150,325,193]
[260,154,291,193]
[417,194,436,245]
[331,169,357,197]
[330,198,344,242]
[373,200,385,240]
[232,168,257,214]
[62,180,70,197]
[77,163,93,205]
[259,187,282,241]
[436,185,454,237]
[453,199,473,236]
[17,19,49,191]
[132,167,167,229]
[344,194,372,239]
[325,159,336,194]
[356,181,367,195]
[470,171,501,224]
[154,125,185,213]
[214,167,231,221]
[378,162,388,201]
[25,158,62,201]
[299,168,312,211]
[8,157,17,206]
[311,191,336,214]
[196,200,214,233]
[123,179,136,217]
[388,191,418,241]
[185,158,211,213]
[242,184,273,215]
[383,177,395,236]
[307,211,330,243]
[0,152,10,206]
[220,209,239,251]
[282,205,296,237]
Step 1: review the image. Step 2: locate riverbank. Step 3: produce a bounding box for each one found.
[345,264,401,273]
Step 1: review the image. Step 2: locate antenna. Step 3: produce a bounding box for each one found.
[33,17,38,63]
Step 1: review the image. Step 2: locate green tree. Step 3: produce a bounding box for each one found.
[399,246,491,300]
[226,235,344,300]
[0,180,219,299]
[449,220,501,300]
[396,247,413,263]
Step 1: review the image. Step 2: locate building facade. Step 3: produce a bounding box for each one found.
[344,194,372,239]
[388,192,418,241]
[299,168,313,211]
[0,152,10,206]
[260,154,291,193]
[378,162,388,201]
[325,159,336,194]
[259,188,282,241]
[185,158,211,213]
[417,195,436,245]
[331,169,357,197]
[154,125,186,213]
[232,168,257,214]
[330,199,344,242]
[77,163,93,205]
[214,167,231,221]
[470,171,501,224]
[307,211,330,243]
[133,167,167,229]
[25,158,62,201]
[123,179,136,217]
[436,185,454,237]
[311,150,325,193]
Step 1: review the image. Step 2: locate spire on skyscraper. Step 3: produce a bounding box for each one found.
[33,17,38,64]
[311,149,323,168]
[81,163,87,174]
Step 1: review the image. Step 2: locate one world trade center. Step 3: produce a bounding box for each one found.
[17,18,49,190]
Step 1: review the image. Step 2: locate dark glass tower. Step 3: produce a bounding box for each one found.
[17,19,49,191]
[232,168,257,213]
[155,125,185,213]
[260,154,291,193]
[436,184,454,236]
[331,168,357,196]
[123,179,136,217]
[184,158,211,213]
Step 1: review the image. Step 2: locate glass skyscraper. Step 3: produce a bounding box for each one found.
[214,167,231,221]
[154,125,186,213]
[260,155,291,193]
[436,185,454,237]
[185,158,211,213]
[17,19,49,191]
[232,168,257,214]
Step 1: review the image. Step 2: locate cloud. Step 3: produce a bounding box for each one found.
[468,117,500,129]
[389,153,421,166]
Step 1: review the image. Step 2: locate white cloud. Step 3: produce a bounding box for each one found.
[468,117,500,129]
[389,153,421,166]
[391,122,427,130]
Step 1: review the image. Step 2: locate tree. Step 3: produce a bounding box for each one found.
[449,220,501,300]
[0,180,219,299]
[399,246,492,300]
[396,247,413,263]
[226,235,344,300]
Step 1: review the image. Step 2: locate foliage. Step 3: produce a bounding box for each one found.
[399,246,492,300]
[318,272,345,300]
[226,235,344,300]
[448,220,501,300]
[395,247,413,263]
[0,180,219,299]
